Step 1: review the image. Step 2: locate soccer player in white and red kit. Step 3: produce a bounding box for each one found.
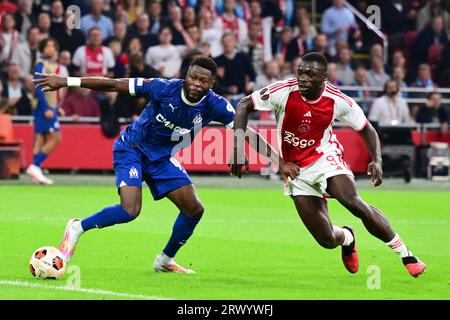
[231,52,426,278]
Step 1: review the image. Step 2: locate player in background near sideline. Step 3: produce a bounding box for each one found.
[27,38,68,185]
[33,57,235,273]
[230,52,426,278]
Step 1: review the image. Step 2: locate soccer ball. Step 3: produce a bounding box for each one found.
[29,246,66,280]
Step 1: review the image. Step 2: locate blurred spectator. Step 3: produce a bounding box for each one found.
[129,52,159,79]
[72,27,115,77]
[49,0,64,37]
[292,8,317,41]
[412,63,436,89]
[31,0,52,16]
[105,21,127,50]
[214,32,256,106]
[0,13,20,66]
[109,40,126,78]
[113,3,130,27]
[11,25,39,78]
[145,26,191,78]
[61,88,101,121]
[199,9,223,57]
[14,0,34,38]
[369,79,414,126]
[167,5,190,46]
[320,0,357,56]
[148,0,168,35]
[327,62,344,86]
[255,59,282,89]
[53,10,86,56]
[124,0,145,25]
[6,74,36,115]
[392,66,409,98]
[239,17,264,75]
[416,91,449,133]
[125,13,158,54]
[214,0,248,44]
[37,12,51,41]
[125,37,143,57]
[335,47,354,85]
[182,6,197,29]
[381,0,415,36]
[286,17,316,63]
[234,0,251,21]
[249,0,263,20]
[413,15,448,67]
[80,0,114,39]
[389,49,415,84]
[58,50,75,75]
[416,0,449,34]
[272,27,293,68]
[1,64,23,108]
[411,63,436,99]
[347,65,370,114]
[312,33,333,62]
[370,43,383,61]
[367,56,390,88]
[198,42,212,58]
[186,25,202,48]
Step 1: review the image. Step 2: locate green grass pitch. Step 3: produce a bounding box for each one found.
[0,183,449,300]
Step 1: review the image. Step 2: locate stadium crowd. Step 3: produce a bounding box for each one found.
[0,0,448,132]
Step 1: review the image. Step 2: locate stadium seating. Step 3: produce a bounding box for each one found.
[0,115,23,179]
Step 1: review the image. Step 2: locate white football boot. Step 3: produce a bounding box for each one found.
[26,164,54,185]
[153,253,196,274]
[59,219,84,262]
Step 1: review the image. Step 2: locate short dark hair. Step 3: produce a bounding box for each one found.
[39,37,59,53]
[190,56,217,76]
[301,52,328,70]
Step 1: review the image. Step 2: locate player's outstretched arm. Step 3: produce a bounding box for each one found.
[33,72,130,93]
[359,121,383,186]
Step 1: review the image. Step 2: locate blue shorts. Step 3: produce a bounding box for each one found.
[113,137,192,200]
[34,115,60,133]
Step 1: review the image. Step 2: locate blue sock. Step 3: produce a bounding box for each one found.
[33,152,48,167]
[81,205,135,231]
[163,212,202,258]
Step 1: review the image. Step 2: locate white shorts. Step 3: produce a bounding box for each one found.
[284,152,354,198]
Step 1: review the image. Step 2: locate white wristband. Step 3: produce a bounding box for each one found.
[67,77,81,87]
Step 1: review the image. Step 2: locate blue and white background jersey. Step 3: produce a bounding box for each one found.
[123,78,235,161]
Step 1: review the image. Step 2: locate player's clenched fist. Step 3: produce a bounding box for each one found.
[279,159,300,186]
[367,161,383,186]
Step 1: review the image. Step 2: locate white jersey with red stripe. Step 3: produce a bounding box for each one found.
[250,79,368,168]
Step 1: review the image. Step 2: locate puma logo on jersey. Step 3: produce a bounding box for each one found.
[156,114,190,134]
[304,111,312,117]
[169,103,178,112]
[284,131,315,148]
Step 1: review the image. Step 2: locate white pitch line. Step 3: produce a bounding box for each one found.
[0,280,173,300]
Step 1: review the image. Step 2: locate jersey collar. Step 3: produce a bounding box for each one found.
[181,87,206,106]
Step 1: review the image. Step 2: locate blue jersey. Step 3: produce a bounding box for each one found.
[123,78,235,161]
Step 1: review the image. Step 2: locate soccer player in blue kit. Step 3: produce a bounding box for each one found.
[33,57,235,273]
